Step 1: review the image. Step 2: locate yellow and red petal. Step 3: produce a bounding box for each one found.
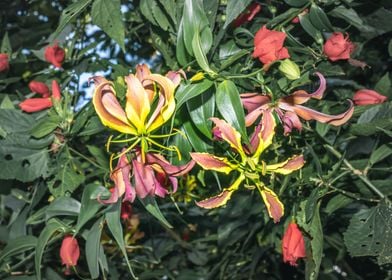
[196,174,244,209]
[210,117,245,157]
[190,153,237,174]
[260,186,284,223]
[266,155,305,175]
[92,76,136,134]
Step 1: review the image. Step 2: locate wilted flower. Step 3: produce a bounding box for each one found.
[100,149,194,204]
[323,32,354,62]
[191,116,304,223]
[19,80,62,113]
[241,72,354,135]
[0,53,9,72]
[60,236,80,273]
[44,43,65,68]
[253,26,290,66]
[282,222,306,266]
[353,89,387,105]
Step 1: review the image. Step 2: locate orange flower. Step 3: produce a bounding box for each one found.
[282,222,306,266]
[60,236,80,273]
[44,43,65,68]
[253,26,290,66]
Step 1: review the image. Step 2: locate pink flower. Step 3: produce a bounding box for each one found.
[44,43,65,68]
[353,89,387,105]
[282,222,306,266]
[0,53,9,72]
[323,32,355,61]
[60,236,80,273]
[253,26,290,66]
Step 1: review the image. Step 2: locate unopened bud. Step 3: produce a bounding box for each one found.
[279,59,301,80]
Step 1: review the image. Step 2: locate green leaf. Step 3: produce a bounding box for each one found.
[216,80,247,139]
[141,0,172,31]
[0,235,37,261]
[0,95,15,109]
[192,31,215,76]
[374,72,391,97]
[299,14,323,44]
[1,32,12,54]
[75,184,103,234]
[48,163,85,197]
[87,145,109,169]
[46,197,81,220]
[309,4,333,32]
[86,217,104,279]
[91,0,125,51]
[284,0,309,7]
[223,0,252,29]
[0,134,50,182]
[344,200,392,265]
[35,220,64,280]
[0,109,35,134]
[140,196,173,228]
[182,121,212,152]
[77,115,105,136]
[182,0,212,56]
[31,115,61,138]
[105,202,136,277]
[175,79,214,109]
[305,188,327,223]
[175,17,191,66]
[350,102,392,136]
[52,0,93,40]
[369,144,392,166]
[186,90,215,139]
[324,194,353,215]
[388,39,392,57]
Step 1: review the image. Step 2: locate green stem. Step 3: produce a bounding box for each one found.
[225,68,263,80]
[324,145,386,200]
[68,147,106,170]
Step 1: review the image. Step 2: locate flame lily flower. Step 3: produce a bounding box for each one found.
[190,114,304,223]
[100,148,195,204]
[241,72,354,135]
[92,64,176,136]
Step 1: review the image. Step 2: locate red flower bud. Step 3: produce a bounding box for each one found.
[19,98,53,112]
[253,26,290,66]
[282,222,306,266]
[44,43,65,68]
[323,32,354,61]
[233,3,262,27]
[28,81,51,97]
[121,202,133,220]
[353,89,387,106]
[0,53,9,72]
[51,80,62,100]
[60,236,80,270]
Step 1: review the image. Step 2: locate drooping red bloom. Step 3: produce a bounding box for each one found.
[44,43,65,68]
[60,236,80,272]
[253,26,290,66]
[28,81,50,97]
[282,222,306,266]
[19,80,62,113]
[353,89,387,105]
[233,3,262,27]
[0,53,9,72]
[323,32,354,61]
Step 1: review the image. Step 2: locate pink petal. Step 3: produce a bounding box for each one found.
[190,153,236,174]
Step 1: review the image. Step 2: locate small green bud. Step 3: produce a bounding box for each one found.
[279,59,301,80]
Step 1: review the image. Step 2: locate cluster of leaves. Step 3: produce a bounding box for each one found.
[0,0,392,279]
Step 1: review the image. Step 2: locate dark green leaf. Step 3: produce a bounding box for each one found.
[0,235,37,261]
[140,196,173,228]
[75,184,103,234]
[216,80,247,139]
[299,14,323,44]
[175,79,214,109]
[31,115,61,138]
[374,72,391,98]
[192,31,215,75]
[284,0,309,8]
[309,4,333,32]
[183,121,213,152]
[344,200,392,265]
[46,197,81,220]
[1,32,12,54]
[86,217,104,279]
[324,194,353,215]
[186,90,214,139]
[223,0,252,29]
